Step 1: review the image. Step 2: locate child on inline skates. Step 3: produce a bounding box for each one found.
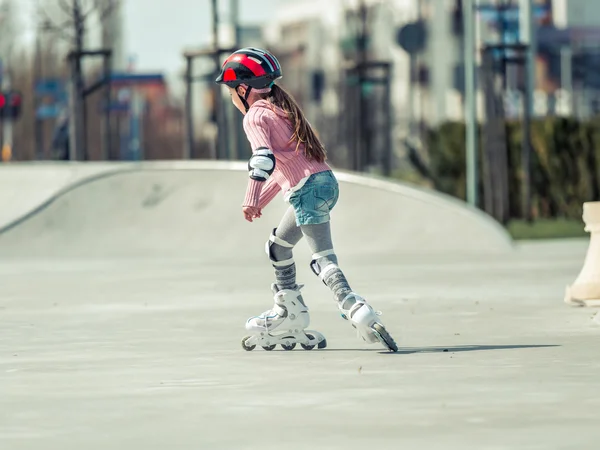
[215,47,397,352]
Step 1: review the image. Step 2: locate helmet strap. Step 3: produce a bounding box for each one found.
[238,85,253,112]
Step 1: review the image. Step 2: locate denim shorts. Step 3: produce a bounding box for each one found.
[288,170,339,226]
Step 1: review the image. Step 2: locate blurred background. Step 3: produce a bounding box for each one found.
[0,0,598,238]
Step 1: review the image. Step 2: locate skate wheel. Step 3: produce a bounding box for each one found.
[241,336,256,351]
[317,338,327,349]
[281,343,296,351]
[301,333,315,351]
[262,344,276,351]
[372,323,398,352]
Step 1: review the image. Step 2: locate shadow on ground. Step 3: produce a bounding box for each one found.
[259,344,560,354]
[389,344,560,355]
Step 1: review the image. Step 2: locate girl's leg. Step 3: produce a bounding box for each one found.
[245,206,327,349]
[266,206,303,290]
[299,221,353,303]
[301,221,398,351]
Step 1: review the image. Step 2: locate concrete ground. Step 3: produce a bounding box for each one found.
[1,164,599,450]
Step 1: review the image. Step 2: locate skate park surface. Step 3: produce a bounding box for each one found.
[1,161,598,450]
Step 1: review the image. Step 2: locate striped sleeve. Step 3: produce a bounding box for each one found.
[242,175,281,208]
[243,106,272,151]
[242,104,283,208]
[258,176,282,209]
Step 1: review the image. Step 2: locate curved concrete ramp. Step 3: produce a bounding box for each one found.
[0,161,512,258]
[0,162,130,230]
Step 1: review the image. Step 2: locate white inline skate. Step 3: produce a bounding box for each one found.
[242,284,327,351]
[339,293,398,352]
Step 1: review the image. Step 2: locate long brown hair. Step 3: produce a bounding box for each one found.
[259,84,327,163]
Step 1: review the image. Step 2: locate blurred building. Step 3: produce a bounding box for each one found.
[552,0,600,28]
[264,0,600,145]
[263,0,347,160]
[541,0,600,117]
[108,73,184,160]
[190,24,269,161]
[470,0,600,119]
[263,0,462,172]
[101,0,126,71]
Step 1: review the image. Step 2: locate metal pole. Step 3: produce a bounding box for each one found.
[463,0,478,207]
[408,54,416,142]
[102,52,112,160]
[383,65,392,177]
[69,0,85,161]
[184,56,193,159]
[519,0,534,221]
[231,0,240,46]
[130,89,143,160]
[75,0,87,160]
[212,0,222,160]
[560,46,572,114]
[1,69,12,162]
[230,0,240,160]
[356,0,368,172]
[68,55,78,161]
[34,28,44,159]
[215,1,229,160]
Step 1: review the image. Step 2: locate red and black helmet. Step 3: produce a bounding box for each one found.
[215,47,282,89]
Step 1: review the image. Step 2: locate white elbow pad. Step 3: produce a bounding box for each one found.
[248,147,276,182]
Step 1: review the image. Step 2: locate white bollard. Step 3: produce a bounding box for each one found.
[565,202,600,306]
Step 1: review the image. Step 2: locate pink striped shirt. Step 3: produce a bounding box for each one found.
[242,99,331,208]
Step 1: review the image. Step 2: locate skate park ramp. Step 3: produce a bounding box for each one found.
[0,162,125,231]
[0,160,512,257]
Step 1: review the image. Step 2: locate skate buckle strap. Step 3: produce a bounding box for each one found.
[345,308,382,317]
[272,257,295,267]
[312,249,335,259]
[271,303,287,316]
[257,304,286,332]
[269,230,294,248]
[342,296,382,318]
[258,304,285,320]
[363,301,382,316]
[249,168,269,180]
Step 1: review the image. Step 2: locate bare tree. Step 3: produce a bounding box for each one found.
[36,0,119,45]
[0,0,20,64]
[35,0,120,160]
[0,0,22,162]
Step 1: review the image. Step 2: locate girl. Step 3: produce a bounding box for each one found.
[215,47,397,352]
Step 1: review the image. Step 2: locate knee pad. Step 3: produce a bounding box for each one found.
[265,228,295,267]
[309,249,338,283]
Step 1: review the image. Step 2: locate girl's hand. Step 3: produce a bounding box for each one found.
[243,206,262,222]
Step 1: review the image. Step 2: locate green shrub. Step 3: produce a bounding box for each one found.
[424,118,600,221]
